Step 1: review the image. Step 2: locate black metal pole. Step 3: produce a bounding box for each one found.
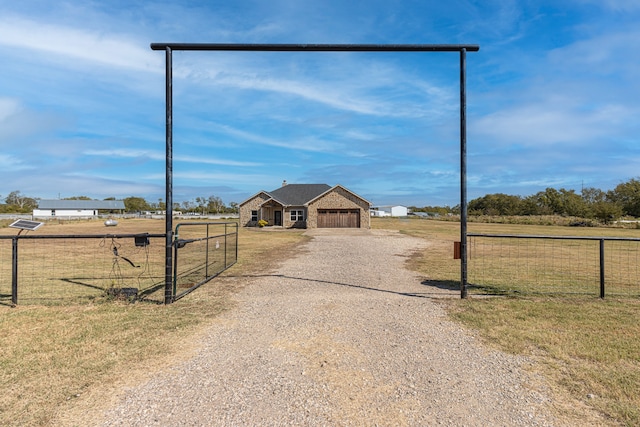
[11,237,18,306]
[164,46,174,304]
[172,237,179,297]
[224,223,228,268]
[150,43,480,52]
[599,239,605,298]
[460,48,468,299]
[205,223,210,278]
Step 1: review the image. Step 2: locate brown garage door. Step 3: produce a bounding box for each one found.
[317,209,360,228]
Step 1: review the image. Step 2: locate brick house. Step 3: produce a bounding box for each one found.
[239,182,371,229]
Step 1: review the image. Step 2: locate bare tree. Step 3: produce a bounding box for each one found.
[5,191,38,210]
[207,195,224,214]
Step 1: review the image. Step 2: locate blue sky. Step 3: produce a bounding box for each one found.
[1,1,638,207]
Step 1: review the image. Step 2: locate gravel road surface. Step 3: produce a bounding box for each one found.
[93,228,585,426]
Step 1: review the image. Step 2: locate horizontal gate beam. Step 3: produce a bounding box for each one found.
[150,43,479,52]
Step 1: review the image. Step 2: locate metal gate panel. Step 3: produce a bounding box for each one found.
[173,222,238,301]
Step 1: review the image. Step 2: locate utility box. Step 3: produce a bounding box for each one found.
[453,241,461,259]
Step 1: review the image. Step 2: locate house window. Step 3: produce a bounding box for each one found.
[290,210,304,221]
[251,210,258,221]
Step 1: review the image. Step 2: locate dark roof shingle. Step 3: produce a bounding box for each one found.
[267,184,331,206]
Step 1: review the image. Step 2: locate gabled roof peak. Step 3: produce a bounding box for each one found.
[267,183,331,206]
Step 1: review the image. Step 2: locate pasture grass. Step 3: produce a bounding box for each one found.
[447,297,640,425]
[2,217,639,425]
[0,219,305,426]
[372,217,640,426]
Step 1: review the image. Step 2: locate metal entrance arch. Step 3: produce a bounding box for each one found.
[150,42,480,303]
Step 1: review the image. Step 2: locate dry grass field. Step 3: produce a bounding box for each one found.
[0,217,638,425]
[373,217,640,426]
[0,218,305,426]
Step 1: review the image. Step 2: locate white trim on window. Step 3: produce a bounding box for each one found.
[290,209,304,221]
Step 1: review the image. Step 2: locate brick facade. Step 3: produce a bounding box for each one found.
[239,185,370,229]
[238,192,269,227]
[307,187,370,229]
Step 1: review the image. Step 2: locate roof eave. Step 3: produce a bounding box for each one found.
[259,196,289,207]
[238,190,271,206]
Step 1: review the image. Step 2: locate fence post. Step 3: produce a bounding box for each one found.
[172,237,179,298]
[459,47,469,299]
[205,223,210,278]
[599,239,605,299]
[11,237,18,305]
[163,45,174,305]
[224,223,228,268]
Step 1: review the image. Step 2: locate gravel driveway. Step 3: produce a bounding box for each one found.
[95,228,579,426]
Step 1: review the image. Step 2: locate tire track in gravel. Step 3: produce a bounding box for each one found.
[94,228,597,426]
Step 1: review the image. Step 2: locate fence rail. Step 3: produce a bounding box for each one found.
[467,233,640,298]
[0,233,166,305]
[0,222,238,306]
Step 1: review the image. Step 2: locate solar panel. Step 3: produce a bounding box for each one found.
[9,219,44,231]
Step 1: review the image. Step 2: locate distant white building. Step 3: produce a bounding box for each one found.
[33,200,126,218]
[370,205,408,217]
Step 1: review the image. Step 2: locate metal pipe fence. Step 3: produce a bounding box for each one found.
[0,233,166,305]
[467,233,640,298]
[172,222,238,301]
[0,222,238,306]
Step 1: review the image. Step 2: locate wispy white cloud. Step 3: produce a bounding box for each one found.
[0,15,161,73]
[1,1,638,206]
[84,148,164,161]
[0,98,21,120]
[177,54,455,119]
[0,97,67,143]
[84,148,260,167]
[472,101,633,146]
[457,0,526,43]
[207,123,343,152]
[175,155,261,167]
[581,0,640,12]
[0,154,30,172]
[146,171,273,185]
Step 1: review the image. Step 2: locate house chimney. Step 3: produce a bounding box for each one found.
[282,180,287,187]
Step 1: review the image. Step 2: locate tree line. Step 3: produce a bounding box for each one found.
[465,178,640,223]
[0,191,238,215]
[4,177,640,222]
[122,195,238,215]
[409,178,639,223]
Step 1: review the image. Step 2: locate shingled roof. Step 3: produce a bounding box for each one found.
[267,184,331,206]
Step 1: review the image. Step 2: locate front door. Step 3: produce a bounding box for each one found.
[274,210,282,226]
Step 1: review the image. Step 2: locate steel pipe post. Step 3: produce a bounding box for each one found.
[164,46,174,304]
[460,48,468,299]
